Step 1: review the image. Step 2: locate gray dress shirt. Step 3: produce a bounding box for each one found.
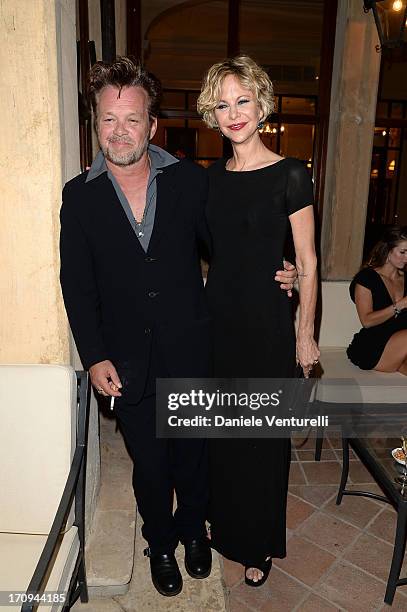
[86,144,179,251]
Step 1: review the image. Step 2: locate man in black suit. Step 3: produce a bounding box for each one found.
[60,57,296,597]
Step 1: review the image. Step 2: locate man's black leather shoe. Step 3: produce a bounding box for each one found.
[184,537,212,579]
[144,548,182,596]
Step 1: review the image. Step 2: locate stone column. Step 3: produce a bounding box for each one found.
[320,0,381,279]
[0,0,99,533]
[0,0,77,362]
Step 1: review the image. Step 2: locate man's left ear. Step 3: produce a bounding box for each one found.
[149,117,158,140]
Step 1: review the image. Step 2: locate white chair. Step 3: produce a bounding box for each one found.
[0,365,90,611]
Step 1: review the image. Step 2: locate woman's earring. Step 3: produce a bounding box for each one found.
[214,123,224,137]
[258,120,264,130]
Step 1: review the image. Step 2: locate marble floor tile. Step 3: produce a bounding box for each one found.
[317,560,388,611]
[288,484,337,508]
[367,508,397,544]
[343,532,398,583]
[286,494,316,530]
[274,535,336,586]
[323,490,383,528]
[296,592,342,611]
[301,461,343,485]
[289,462,307,485]
[230,566,309,611]
[297,511,360,556]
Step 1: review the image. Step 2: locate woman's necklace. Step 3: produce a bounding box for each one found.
[233,159,246,171]
[377,269,404,305]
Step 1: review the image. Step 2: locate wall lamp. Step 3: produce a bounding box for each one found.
[364,0,407,50]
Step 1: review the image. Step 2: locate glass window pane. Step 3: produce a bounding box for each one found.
[278,123,315,164]
[151,119,185,150]
[376,102,388,118]
[144,0,228,86]
[240,0,323,96]
[259,122,279,152]
[370,154,380,180]
[386,150,399,180]
[391,102,403,118]
[373,127,387,147]
[161,91,186,110]
[165,127,197,158]
[376,0,407,44]
[386,150,399,223]
[188,92,199,111]
[389,128,401,148]
[281,97,316,115]
[188,119,207,129]
[188,119,223,160]
[366,149,400,228]
[198,130,223,159]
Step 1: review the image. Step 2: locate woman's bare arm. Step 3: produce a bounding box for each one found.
[289,205,320,375]
[354,284,407,328]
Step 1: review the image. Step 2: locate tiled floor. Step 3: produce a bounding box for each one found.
[74,426,407,611]
[224,435,407,611]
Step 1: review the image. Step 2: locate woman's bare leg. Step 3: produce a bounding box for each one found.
[398,358,407,376]
[374,330,407,375]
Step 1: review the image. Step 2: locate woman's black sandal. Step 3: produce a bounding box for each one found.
[244,558,272,587]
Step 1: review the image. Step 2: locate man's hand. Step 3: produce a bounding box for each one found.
[89,360,122,397]
[275,260,297,298]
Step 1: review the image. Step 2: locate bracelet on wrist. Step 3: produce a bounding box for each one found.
[393,304,401,318]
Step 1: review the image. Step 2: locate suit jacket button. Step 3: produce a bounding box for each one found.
[144,327,151,334]
[145,257,156,262]
[148,291,159,298]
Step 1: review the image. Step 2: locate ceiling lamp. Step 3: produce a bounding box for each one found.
[363,0,407,50]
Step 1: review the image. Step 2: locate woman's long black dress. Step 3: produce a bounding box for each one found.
[347,267,407,369]
[205,157,314,566]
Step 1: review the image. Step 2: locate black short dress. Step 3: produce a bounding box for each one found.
[347,267,407,369]
[205,157,314,566]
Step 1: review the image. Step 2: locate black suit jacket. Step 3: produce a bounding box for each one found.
[60,159,212,401]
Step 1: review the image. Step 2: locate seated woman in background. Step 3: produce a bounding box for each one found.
[347,226,407,375]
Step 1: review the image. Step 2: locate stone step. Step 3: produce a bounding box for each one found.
[85,412,136,596]
[73,412,226,611]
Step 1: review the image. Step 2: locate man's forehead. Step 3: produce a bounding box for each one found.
[98,85,148,110]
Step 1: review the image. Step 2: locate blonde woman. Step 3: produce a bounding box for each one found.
[197,56,319,586]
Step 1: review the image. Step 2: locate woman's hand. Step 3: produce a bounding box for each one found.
[395,296,407,311]
[296,334,320,378]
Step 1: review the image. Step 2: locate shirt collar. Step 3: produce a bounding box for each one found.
[85,144,179,183]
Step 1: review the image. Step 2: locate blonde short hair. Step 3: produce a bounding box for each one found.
[197,55,274,128]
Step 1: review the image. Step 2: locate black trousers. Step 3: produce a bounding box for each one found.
[114,347,209,554]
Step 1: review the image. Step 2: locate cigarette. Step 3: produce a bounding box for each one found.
[110,396,115,411]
